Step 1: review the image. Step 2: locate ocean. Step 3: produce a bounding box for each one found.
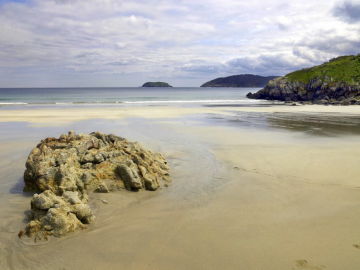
[0,87,268,105]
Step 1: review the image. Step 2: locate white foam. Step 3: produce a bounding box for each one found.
[123,99,261,104]
[0,102,28,105]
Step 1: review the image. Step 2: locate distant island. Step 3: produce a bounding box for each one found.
[201,74,278,87]
[247,55,360,105]
[142,82,172,87]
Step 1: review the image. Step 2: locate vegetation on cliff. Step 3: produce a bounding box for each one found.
[286,55,360,84]
[201,74,278,87]
[247,55,360,105]
[142,82,172,87]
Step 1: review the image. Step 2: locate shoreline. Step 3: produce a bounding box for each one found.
[0,104,360,125]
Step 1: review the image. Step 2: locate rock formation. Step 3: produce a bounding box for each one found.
[247,55,360,105]
[21,131,170,240]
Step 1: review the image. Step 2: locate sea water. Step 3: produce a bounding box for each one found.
[0,87,264,105]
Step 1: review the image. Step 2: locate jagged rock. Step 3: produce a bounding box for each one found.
[26,190,90,239]
[72,203,94,224]
[21,131,170,239]
[116,162,143,190]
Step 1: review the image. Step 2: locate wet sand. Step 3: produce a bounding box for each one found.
[1,104,360,269]
[1,103,360,125]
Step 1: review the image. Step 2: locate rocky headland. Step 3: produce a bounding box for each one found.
[142,82,172,87]
[247,55,360,105]
[20,131,170,240]
[201,74,278,87]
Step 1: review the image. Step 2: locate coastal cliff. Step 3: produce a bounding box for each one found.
[142,82,172,87]
[201,74,278,87]
[247,55,360,105]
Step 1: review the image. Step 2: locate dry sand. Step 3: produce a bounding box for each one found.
[1,104,360,270]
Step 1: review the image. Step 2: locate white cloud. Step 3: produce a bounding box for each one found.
[0,0,359,86]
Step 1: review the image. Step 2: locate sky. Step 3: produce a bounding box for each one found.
[0,0,359,87]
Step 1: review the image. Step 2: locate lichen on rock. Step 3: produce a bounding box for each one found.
[21,131,170,240]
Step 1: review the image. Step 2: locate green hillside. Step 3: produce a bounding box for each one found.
[286,55,360,85]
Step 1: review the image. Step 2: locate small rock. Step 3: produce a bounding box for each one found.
[95,183,109,193]
[101,199,109,204]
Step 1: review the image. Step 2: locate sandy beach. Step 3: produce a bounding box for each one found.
[1,103,360,270]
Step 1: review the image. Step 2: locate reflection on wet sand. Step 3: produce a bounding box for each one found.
[208,110,360,136]
[266,112,360,136]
